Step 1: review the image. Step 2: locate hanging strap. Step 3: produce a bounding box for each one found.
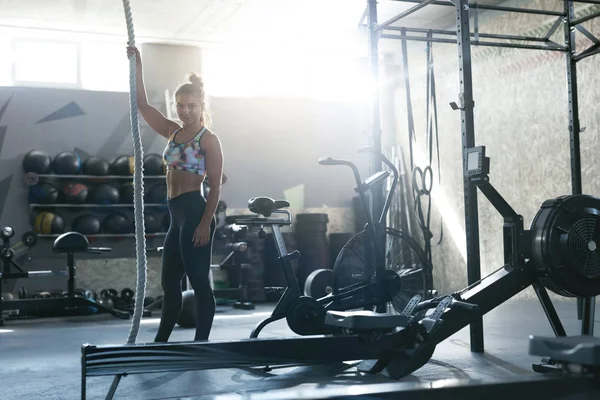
[401,28,416,172]
[402,32,444,266]
[425,31,444,248]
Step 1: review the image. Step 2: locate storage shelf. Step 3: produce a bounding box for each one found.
[36,233,167,238]
[35,174,166,180]
[29,203,167,208]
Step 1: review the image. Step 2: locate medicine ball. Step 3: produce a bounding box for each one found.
[146,183,167,204]
[110,155,134,176]
[61,182,88,204]
[34,211,65,234]
[144,212,162,233]
[119,182,134,204]
[22,150,52,174]
[71,214,101,235]
[52,151,82,175]
[88,183,120,205]
[143,154,165,176]
[83,156,110,176]
[102,212,132,234]
[28,182,59,204]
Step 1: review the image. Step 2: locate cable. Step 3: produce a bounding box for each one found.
[105,1,147,398]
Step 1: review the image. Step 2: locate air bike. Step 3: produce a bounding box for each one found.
[81,146,600,399]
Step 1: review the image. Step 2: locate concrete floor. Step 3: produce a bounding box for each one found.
[2,297,599,400]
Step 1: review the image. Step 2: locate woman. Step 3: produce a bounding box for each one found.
[127,45,223,342]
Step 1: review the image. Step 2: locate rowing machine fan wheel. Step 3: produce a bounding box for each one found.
[530,194,600,298]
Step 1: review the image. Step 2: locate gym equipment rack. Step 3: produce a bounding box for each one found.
[364,0,600,353]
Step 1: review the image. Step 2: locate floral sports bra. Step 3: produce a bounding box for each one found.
[162,127,207,176]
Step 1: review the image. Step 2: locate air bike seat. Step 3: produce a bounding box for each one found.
[248,196,290,217]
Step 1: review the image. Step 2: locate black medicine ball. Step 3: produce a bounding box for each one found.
[144,212,162,233]
[146,183,167,204]
[110,155,134,176]
[102,212,132,234]
[88,184,120,205]
[143,154,165,176]
[22,150,52,174]
[53,151,82,175]
[119,182,134,204]
[71,214,101,235]
[61,182,88,204]
[83,156,110,176]
[29,182,59,204]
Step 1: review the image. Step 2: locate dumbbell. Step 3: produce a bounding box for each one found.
[121,288,135,306]
[100,289,118,299]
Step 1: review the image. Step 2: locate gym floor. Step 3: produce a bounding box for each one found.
[3,296,599,400]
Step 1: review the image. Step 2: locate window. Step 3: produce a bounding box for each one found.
[202,47,369,102]
[0,35,12,86]
[80,41,129,92]
[202,48,261,97]
[13,39,79,86]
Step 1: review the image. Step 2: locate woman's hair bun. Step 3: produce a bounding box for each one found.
[188,73,202,87]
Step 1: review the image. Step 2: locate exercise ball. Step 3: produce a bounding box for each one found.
[102,212,132,234]
[145,212,162,233]
[61,182,88,204]
[144,154,165,175]
[146,183,167,204]
[22,150,52,174]
[88,183,120,205]
[83,156,110,176]
[71,214,101,235]
[177,290,196,328]
[110,155,134,176]
[119,182,134,204]
[53,151,82,175]
[34,211,65,234]
[28,182,59,204]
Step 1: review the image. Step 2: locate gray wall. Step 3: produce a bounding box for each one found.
[390,0,600,300]
[0,83,369,296]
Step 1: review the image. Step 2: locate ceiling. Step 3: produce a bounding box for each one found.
[0,0,510,51]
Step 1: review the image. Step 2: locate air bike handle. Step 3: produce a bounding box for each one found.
[318,157,363,190]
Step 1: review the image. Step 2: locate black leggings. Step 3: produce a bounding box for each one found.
[154,191,216,342]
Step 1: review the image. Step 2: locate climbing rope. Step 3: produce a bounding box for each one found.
[105,0,147,398]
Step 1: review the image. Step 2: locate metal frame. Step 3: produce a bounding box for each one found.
[367,0,600,352]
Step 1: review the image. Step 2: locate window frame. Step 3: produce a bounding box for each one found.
[11,37,82,89]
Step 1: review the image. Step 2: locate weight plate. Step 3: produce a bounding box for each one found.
[19,287,28,299]
[24,172,40,186]
[22,231,38,248]
[286,296,326,336]
[303,269,334,299]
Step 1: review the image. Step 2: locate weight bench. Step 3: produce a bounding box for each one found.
[529,335,600,372]
[1,232,130,324]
